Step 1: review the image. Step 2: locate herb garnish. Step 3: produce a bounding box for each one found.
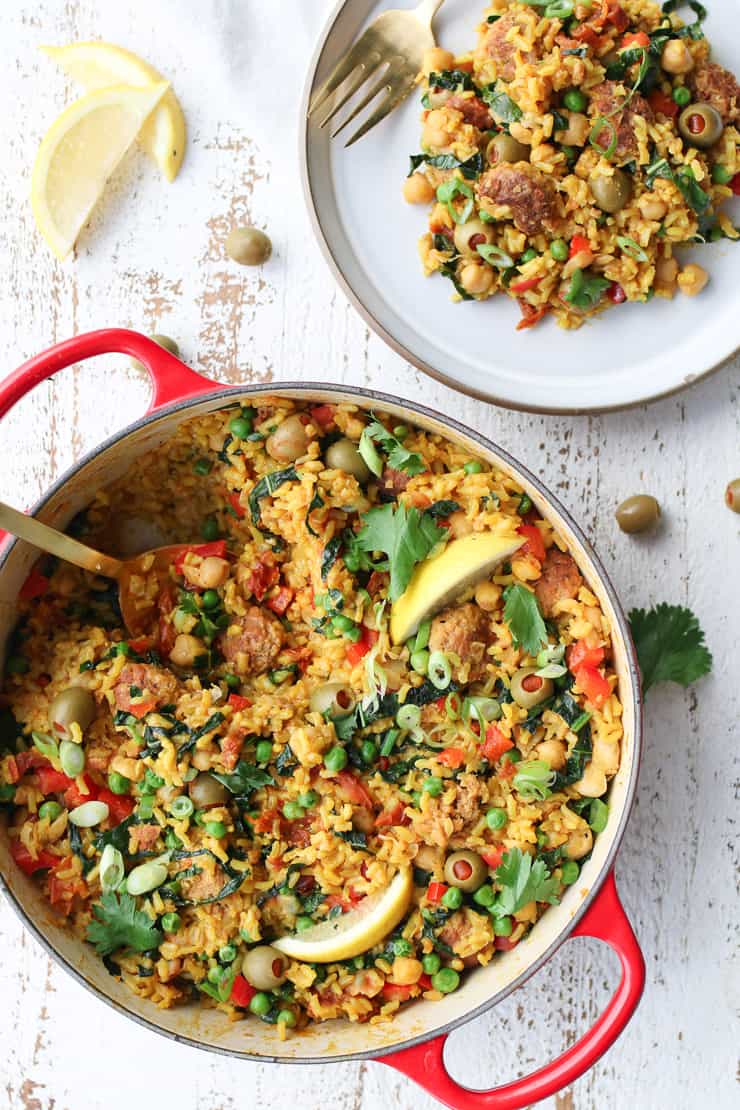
[355,502,447,601]
[493,848,559,917]
[628,604,712,694]
[503,584,548,656]
[359,418,425,478]
[87,892,163,956]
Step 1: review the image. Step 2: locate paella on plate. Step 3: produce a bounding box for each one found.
[404,0,740,329]
[0,399,622,1035]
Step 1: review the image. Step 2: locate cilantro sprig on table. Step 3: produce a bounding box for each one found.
[628,604,712,695]
[86,891,162,956]
[355,502,447,600]
[503,584,548,656]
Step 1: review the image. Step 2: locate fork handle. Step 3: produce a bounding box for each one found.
[414,0,446,26]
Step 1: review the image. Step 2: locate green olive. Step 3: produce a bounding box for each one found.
[266,413,308,462]
[615,494,661,534]
[725,478,740,514]
[510,667,554,709]
[130,334,179,371]
[308,682,357,719]
[226,226,272,266]
[325,438,371,483]
[678,103,724,149]
[443,850,488,892]
[453,218,495,257]
[589,169,632,213]
[188,772,230,809]
[486,133,530,165]
[242,945,287,990]
[48,687,96,740]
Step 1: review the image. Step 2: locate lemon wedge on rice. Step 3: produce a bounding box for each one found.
[390,532,525,645]
[31,82,170,260]
[272,866,413,963]
[40,42,186,182]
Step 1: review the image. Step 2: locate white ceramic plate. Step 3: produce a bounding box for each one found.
[301,0,740,413]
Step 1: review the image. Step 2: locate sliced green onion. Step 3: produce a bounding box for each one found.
[462,696,501,729]
[589,117,617,160]
[126,860,169,896]
[99,844,125,892]
[545,0,574,15]
[69,800,110,828]
[410,650,430,675]
[436,178,475,224]
[536,662,568,679]
[169,795,195,820]
[571,710,592,733]
[380,728,399,757]
[32,731,59,763]
[396,703,422,731]
[445,691,461,720]
[428,651,452,690]
[59,739,85,778]
[589,798,609,833]
[358,429,384,477]
[536,644,565,668]
[413,620,432,653]
[616,235,649,262]
[512,759,556,801]
[477,244,514,269]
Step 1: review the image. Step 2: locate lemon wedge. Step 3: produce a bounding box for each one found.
[390,533,525,645]
[31,82,170,260]
[272,866,413,963]
[41,42,185,182]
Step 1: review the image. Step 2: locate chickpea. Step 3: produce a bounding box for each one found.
[460,263,494,296]
[661,39,694,75]
[654,255,679,297]
[637,194,668,221]
[474,580,502,612]
[574,761,607,798]
[558,110,590,147]
[197,556,230,589]
[266,413,309,462]
[426,87,453,110]
[422,109,451,150]
[403,173,436,205]
[533,738,567,771]
[391,957,423,986]
[677,262,709,297]
[169,633,206,668]
[422,47,456,76]
[447,509,474,537]
[564,824,594,860]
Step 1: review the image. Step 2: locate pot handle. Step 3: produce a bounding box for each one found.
[0,327,217,421]
[378,871,644,1110]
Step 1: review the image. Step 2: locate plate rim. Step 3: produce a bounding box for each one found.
[299,0,739,415]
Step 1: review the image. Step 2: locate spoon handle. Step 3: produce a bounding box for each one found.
[0,501,124,580]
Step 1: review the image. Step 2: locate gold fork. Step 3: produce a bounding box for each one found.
[309,0,447,147]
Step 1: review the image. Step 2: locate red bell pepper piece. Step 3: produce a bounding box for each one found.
[227,491,245,519]
[648,89,679,118]
[230,973,257,1008]
[731,173,740,196]
[248,556,280,601]
[567,640,605,673]
[15,750,50,778]
[609,282,626,304]
[481,847,505,870]
[335,770,374,808]
[510,276,542,294]
[517,523,546,563]
[11,839,59,876]
[516,302,547,331]
[310,404,335,428]
[426,881,448,904]
[37,766,74,795]
[621,31,649,47]
[346,627,379,666]
[126,699,157,720]
[494,934,520,951]
[418,973,434,991]
[375,802,410,828]
[569,234,591,258]
[173,541,228,576]
[228,693,252,711]
[575,665,611,708]
[127,636,152,654]
[437,747,465,769]
[266,586,294,615]
[481,725,514,763]
[19,567,50,601]
[96,787,135,825]
[381,983,413,1001]
[64,776,99,809]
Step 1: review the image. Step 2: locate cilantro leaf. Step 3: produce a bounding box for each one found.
[86,891,163,956]
[361,419,425,477]
[480,82,522,123]
[211,761,274,798]
[564,268,611,310]
[356,503,446,601]
[493,848,560,917]
[503,584,547,656]
[628,604,712,694]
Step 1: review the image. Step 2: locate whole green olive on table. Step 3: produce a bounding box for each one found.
[226,226,272,266]
[615,495,661,533]
[725,479,740,513]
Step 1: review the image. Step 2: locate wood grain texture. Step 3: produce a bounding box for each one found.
[0,2,737,1108]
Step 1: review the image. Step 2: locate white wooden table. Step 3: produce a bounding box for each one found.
[0,2,737,1107]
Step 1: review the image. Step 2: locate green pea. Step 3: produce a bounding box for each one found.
[550,238,569,261]
[331,614,356,634]
[672,86,691,107]
[712,163,732,185]
[519,248,538,264]
[249,991,273,1016]
[560,859,579,885]
[393,938,413,957]
[161,912,181,932]
[0,784,16,803]
[298,790,319,808]
[255,740,273,763]
[422,776,444,797]
[517,493,533,516]
[224,674,240,690]
[207,964,224,984]
[324,746,348,772]
[463,460,483,475]
[494,915,513,937]
[411,791,423,808]
[589,798,609,833]
[411,650,431,677]
[201,516,220,541]
[422,953,441,975]
[205,820,227,839]
[144,769,165,791]
[486,807,507,830]
[393,425,409,440]
[107,771,131,796]
[295,915,314,933]
[277,1009,296,1027]
[193,458,212,476]
[441,886,463,910]
[473,885,495,908]
[219,944,237,964]
[709,225,723,242]
[282,801,305,820]
[5,656,29,675]
[360,740,378,765]
[563,88,587,112]
[201,589,220,610]
[229,415,253,439]
[39,800,62,821]
[431,968,459,994]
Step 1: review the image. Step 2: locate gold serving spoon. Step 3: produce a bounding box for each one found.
[0,500,192,638]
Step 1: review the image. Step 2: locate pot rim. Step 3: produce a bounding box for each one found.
[0,379,643,1064]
